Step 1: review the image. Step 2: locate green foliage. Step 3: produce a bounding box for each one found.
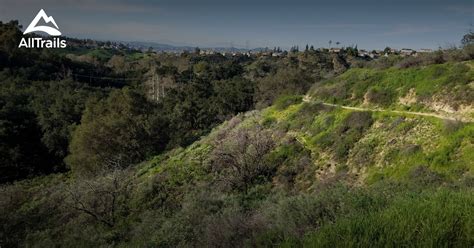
[273,94,303,110]
[287,101,328,130]
[366,121,473,184]
[0,20,22,56]
[1,102,473,247]
[210,124,276,192]
[364,86,394,106]
[0,21,342,181]
[334,112,373,160]
[162,76,254,148]
[0,81,51,182]
[314,111,374,161]
[255,68,313,108]
[310,61,474,111]
[300,189,474,247]
[269,141,311,188]
[31,79,102,159]
[66,88,168,176]
[428,123,473,171]
[211,77,255,120]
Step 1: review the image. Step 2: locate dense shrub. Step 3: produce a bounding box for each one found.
[0,83,52,182]
[254,68,313,108]
[66,88,168,176]
[211,77,255,121]
[333,111,374,160]
[311,81,349,103]
[273,94,302,110]
[364,86,394,106]
[211,125,276,192]
[269,140,311,188]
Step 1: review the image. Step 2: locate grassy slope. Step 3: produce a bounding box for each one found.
[130,95,473,246]
[138,97,473,189]
[294,188,473,247]
[308,60,474,120]
[130,64,474,245]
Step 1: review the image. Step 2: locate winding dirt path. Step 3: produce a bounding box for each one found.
[303,95,473,123]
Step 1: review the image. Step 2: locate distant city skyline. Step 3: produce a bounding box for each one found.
[0,0,472,50]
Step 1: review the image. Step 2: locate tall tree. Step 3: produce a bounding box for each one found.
[0,80,51,182]
[66,88,168,176]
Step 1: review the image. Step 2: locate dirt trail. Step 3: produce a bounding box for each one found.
[302,95,473,123]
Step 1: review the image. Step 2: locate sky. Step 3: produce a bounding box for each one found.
[0,0,472,50]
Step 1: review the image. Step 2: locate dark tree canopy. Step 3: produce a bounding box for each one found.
[66,88,168,176]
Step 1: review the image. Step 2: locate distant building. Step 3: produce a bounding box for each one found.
[358,49,369,57]
[369,50,382,58]
[400,48,415,56]
[272,52,283,57]
[417,48,433,53]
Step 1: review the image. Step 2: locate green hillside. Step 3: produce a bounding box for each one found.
[309,61,474,121]
[138,94,473,191]
[3,71,473,246]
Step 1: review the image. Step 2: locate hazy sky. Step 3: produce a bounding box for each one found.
[0,0,472,49]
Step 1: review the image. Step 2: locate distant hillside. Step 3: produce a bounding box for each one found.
[127,40,266,53]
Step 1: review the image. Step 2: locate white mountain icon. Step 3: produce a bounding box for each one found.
[24,9,62,36]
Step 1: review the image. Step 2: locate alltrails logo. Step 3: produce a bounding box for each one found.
[19,9,67,48]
